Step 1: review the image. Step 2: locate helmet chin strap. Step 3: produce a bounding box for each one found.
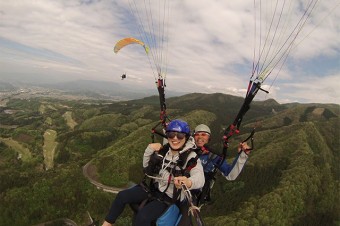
[172,146,185,152]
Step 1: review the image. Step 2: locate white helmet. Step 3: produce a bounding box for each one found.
[194,124,211,135]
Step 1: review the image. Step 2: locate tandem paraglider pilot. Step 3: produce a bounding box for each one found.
[192,124,251,205]
[102,119,205,226]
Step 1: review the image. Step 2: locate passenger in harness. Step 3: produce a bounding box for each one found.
[192,124,252,205]
[102,119,205,226]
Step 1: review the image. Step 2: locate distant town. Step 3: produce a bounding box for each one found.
[0,83,126,108]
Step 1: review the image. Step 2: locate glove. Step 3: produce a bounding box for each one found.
[144,152,163,175]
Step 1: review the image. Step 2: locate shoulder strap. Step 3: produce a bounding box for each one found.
[181,149,200,177]
[177,149,192,168]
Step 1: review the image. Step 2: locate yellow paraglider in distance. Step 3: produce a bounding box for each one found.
[114,37,149,54]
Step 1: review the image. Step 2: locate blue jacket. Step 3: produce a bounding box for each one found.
[200,151,248,180]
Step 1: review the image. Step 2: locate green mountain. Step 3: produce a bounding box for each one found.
[0,93,338,226]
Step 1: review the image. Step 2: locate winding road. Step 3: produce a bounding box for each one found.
[82,161,124,194]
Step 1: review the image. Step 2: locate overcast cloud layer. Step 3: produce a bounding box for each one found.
[0,0,339,104]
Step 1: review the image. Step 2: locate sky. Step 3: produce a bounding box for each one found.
[0,0,339,104]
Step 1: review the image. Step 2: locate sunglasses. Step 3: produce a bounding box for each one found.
[194,132,210,137]
[166,131,186,140]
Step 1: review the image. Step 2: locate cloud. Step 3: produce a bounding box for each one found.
[279,73,340,104]
[0,0,339,104]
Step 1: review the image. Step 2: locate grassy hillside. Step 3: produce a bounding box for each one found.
[0,93,338,226]
[93,94,339,226]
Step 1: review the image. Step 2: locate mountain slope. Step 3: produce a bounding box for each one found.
[92,93,339,225]
[0,93,338,226]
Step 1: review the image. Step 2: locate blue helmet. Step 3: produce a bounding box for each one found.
[166,119,190,135]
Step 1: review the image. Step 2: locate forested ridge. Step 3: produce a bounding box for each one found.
[0,93,338,226]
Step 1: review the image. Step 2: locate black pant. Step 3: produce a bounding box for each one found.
[178,199,192,226]
[105,185,168,226]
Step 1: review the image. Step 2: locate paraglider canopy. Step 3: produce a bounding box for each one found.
[114,37,149,54]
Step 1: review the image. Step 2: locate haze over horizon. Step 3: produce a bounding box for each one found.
[0,0,339,104]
